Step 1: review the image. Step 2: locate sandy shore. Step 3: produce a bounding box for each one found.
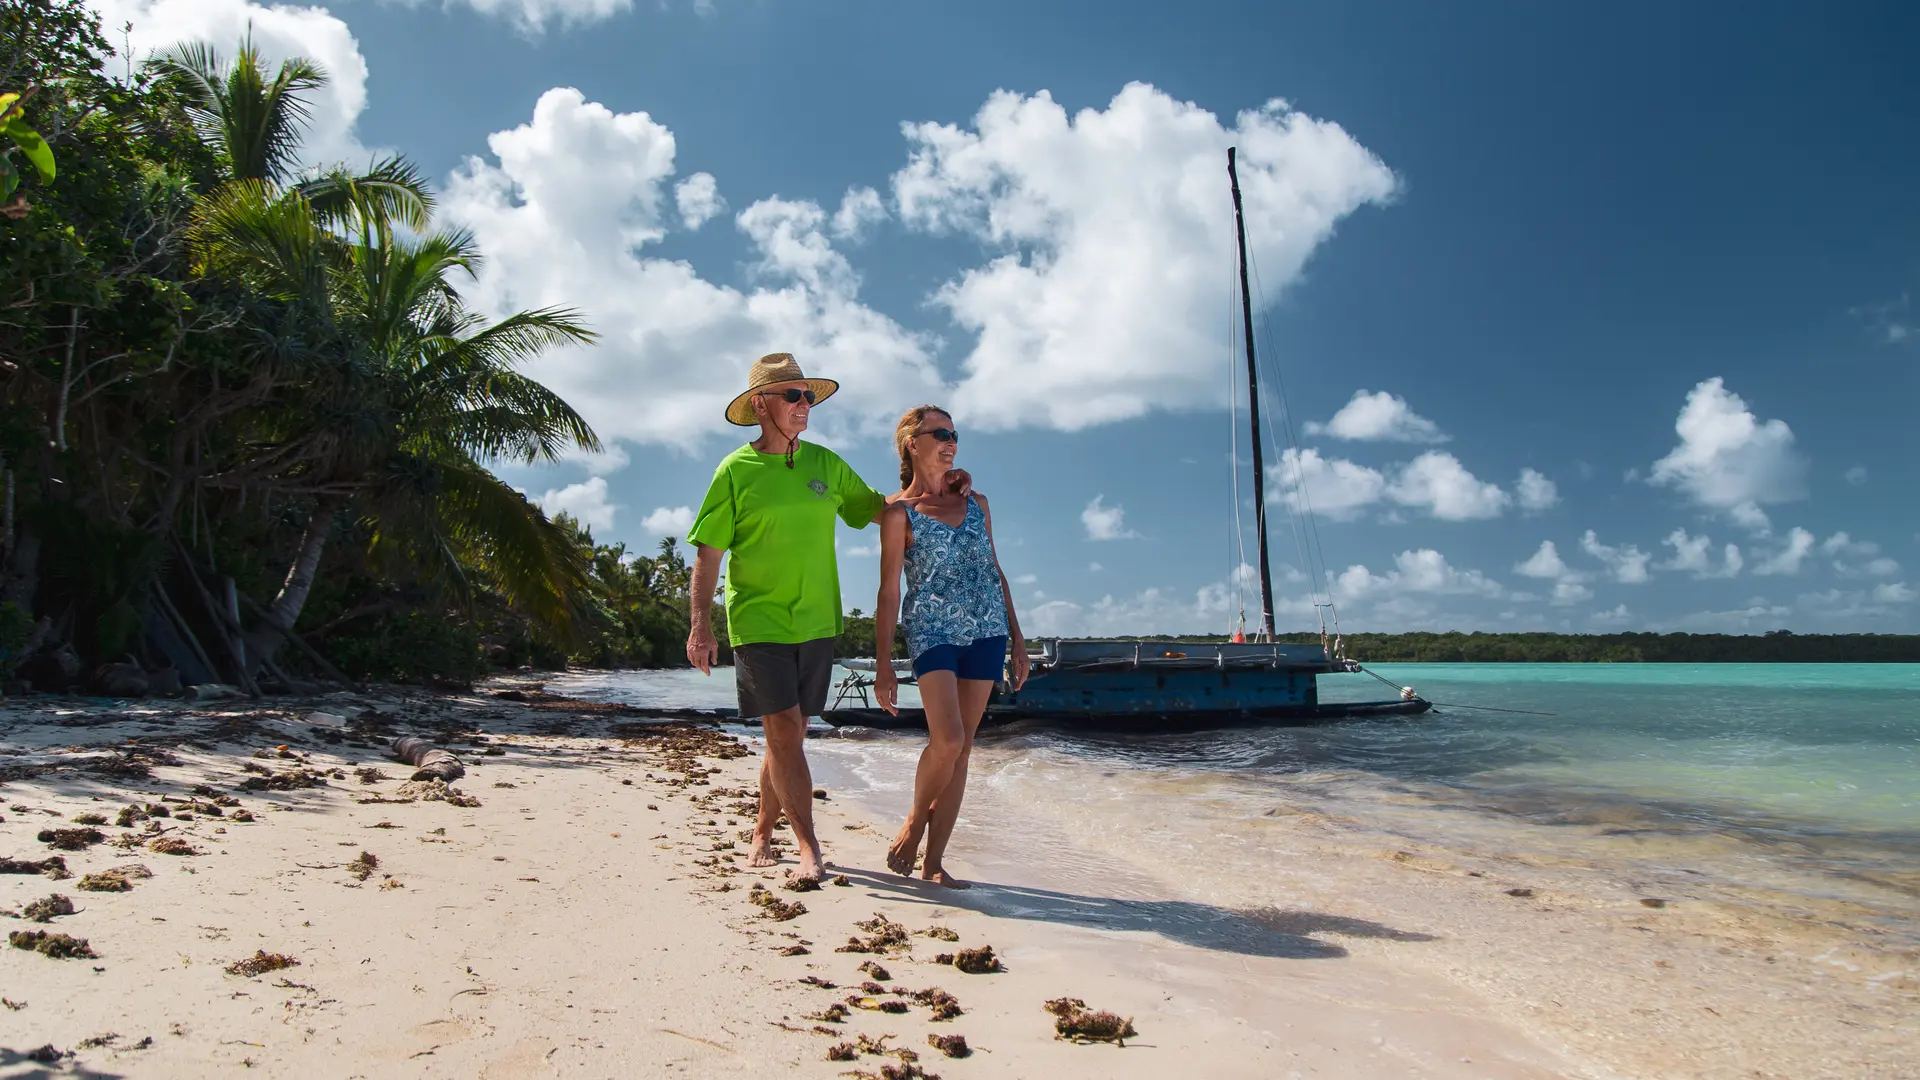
[0,679,1907,1078]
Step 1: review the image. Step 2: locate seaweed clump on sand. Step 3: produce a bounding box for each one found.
[836,913,909,955]
[856,961,891,981]
[917,925,959,942]
[747,882,806,921]
[805,1002,849,1023]
[1043,997,1137,1045]
[147,837,199,856]
[950,946,1002,974]
[113,805,148,828]
[225,951,300,977]
[827,1042,859,1061]
[37,828,105,851]
[347,851,379,881]
[237,768,328,792]
[9,930,95,959]
[912,987,963,1021]
[70,813,108,826]
[22,895,75,922]
[782,875,820,893]
[78,866,152,892]
[843,1065,939,1080]
[778,944,811,956]
[0,856,70,879]
[926,1033,970,1058]
[355,767,390,784]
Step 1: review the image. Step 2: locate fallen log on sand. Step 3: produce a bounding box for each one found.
[389,737,464,782]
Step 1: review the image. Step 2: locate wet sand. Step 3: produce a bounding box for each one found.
[0,679,1908,1078]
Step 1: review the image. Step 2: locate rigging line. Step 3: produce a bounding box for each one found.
[1225,264,1249,634]
[1427,702,1560,717]
[1246,250,1337,612]
[1245,294,1321,618]
[1234,253,1319,628]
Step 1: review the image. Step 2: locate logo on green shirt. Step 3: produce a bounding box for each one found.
[807,477,829,498]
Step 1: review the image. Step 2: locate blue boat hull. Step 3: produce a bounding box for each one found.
[822,638,1430,731]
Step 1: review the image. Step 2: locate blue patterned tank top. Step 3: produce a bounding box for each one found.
[901,496,1009,661]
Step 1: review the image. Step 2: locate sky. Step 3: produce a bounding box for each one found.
[92,0,1920,636]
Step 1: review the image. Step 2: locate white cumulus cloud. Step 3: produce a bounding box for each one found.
[674,172,724,230]
[443,87,943,453]
[1516,468,1559,512]
[640,505,694,535]
[1269,449,1388,521]
[1080,495,1138,541]
[893,83,1396,431]
[1660,528,1743,579]
[1580,530,1651,584]
[1333,549,1503,601]
[1303,390,1447,443]
[1649,377,1808,524]
[1513,540,1592,605]
[539,476,617,532]
[1386,452,1510,521]
[1752,526,1816,577]
[831,186,888,240]
[1821,532,1902,579]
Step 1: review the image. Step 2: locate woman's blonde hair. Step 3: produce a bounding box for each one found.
[894,404,950,487]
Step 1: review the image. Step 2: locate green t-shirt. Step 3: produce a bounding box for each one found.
[687,441,888,647]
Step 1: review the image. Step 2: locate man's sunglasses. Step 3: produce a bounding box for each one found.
[916,428,959,443]
[758,388,816,405]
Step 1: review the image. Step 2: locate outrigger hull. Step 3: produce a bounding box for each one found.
[824,638,1430,731]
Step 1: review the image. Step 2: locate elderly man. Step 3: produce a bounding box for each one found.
[686,353,961,881]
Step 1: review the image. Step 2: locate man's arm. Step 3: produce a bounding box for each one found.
[686,543,724,674]
[872,506,909,713]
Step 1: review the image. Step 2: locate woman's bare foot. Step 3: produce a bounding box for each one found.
[887,821,923,876]
[794,842,825,883]
[921,866,970,889]
[748,832,778,868]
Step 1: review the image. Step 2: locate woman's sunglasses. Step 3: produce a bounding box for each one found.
[916,427,959,443]
[758,388,816,405]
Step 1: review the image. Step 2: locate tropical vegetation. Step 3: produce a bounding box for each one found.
[0,0,717,691]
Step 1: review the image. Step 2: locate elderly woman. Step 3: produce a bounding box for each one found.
[686,355,965,883]
[874,405,1028,888]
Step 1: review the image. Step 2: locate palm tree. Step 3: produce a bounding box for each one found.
[164,37,602,672]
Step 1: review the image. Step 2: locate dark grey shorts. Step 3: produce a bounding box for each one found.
[734,637,836,719]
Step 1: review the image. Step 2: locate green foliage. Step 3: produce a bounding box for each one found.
[564,524,727,669]
[325,610,486,685]
[0,601,33,676]
[837,610,905,660]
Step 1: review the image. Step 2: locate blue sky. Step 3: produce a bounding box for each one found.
[102,0,1920,634]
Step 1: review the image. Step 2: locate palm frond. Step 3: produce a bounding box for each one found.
[299,154,436,234]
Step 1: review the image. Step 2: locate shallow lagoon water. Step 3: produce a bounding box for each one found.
[552,662,1920,951]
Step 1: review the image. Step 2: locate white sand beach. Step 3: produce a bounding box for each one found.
[1,681,1912,1079]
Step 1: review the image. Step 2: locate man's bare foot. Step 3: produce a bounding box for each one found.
[886,821,923,876]
[748,832,777,868]
[794,843,825,883]
[921,866,970,889]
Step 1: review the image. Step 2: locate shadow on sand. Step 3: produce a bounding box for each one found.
[829,866,1436,960]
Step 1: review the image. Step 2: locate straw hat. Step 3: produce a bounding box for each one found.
[724,352,839,427]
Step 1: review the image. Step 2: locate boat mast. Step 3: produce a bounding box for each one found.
[1227,147,1277,640]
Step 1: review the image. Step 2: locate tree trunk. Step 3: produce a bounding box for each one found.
[247,499,336,666]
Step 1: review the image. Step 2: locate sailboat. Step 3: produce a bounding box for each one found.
[825,148,1432,730]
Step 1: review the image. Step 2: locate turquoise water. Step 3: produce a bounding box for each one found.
[552,663,1920,941]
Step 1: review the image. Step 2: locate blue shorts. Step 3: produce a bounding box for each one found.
[911,636,1008,681]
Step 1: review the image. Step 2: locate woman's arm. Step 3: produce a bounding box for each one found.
[872,504,910,714]
[976,494,1029,691]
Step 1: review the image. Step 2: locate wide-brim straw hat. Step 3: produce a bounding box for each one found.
[724,352,839,427]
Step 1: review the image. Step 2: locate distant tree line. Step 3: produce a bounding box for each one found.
[1140,630,1920,663]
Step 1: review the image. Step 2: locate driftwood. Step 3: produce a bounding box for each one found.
[390,737,464,782]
